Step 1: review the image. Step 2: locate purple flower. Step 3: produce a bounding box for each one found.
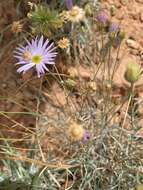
[96,11,108,23]
[109,22,119,32]
[83,131,91,141]
[14,36,57,77]
[65,0,73,9]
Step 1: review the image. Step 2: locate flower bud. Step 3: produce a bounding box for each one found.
[84,3,92,16]
[124,62,140,83]
[83,131,90,141]
[68,122,85,141]
[27,12,32,18]
[87,81,97,91]
[65,79,77,89]
[112,31,125,48]
[64,0,73,10]
[96,11,108,24]
[109,22,119,32]
[11,21,23,34]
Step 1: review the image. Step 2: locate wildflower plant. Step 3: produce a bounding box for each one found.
[1,0,142,190]
[26,0,97,64]
[14,35,57,77]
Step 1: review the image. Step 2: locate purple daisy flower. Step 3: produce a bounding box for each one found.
[64,0,73,9]
[14,36,57,77]
[109,22,119,32]
[96,11,108,23]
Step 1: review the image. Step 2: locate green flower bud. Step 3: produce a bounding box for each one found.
[109,32,116,41]
[65,79,77,89]
[124,62,141,83]
[112,31,125,48]
[84,3,92,16]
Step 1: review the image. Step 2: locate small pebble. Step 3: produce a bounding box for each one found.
[126,39,140,50]
[140,12,143,22]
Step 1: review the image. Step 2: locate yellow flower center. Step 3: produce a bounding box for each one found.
[32,54,42,64]
[70,8,79,17]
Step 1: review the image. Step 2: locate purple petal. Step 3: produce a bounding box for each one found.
[43,53,57,59]
[96,11,108,23]
[41,63,49,71]
[45,42,55,52]
[65,0,73,9]
[36,64,45,76]
[38,35,44,49]
[47,47,57,54]
[14,51,23,55]
[109,23,119,32]
[25,38,32,48]
[38,36,44,48]
[15,61,27,65]
[42,39,49,50]
[17,63,34,73]
[15,47,25,53]
[46,61,55,64]
[14,55,23,59]
[83,131,91,141]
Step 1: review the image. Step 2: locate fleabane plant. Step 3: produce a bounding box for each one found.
[14,36,57,77]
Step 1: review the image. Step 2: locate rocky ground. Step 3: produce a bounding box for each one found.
[101,0,143,86]
[99,0,143,136]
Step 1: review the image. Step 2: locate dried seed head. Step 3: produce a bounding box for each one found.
[27,1,37,10]
[87,81,97,91]
[58,37,70,49]
[67,6,85,22]
[68,122,85,141]
[60,11,69,22]
[11,21,23,33]
[27,12,32,18]
[65,78,77,88]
